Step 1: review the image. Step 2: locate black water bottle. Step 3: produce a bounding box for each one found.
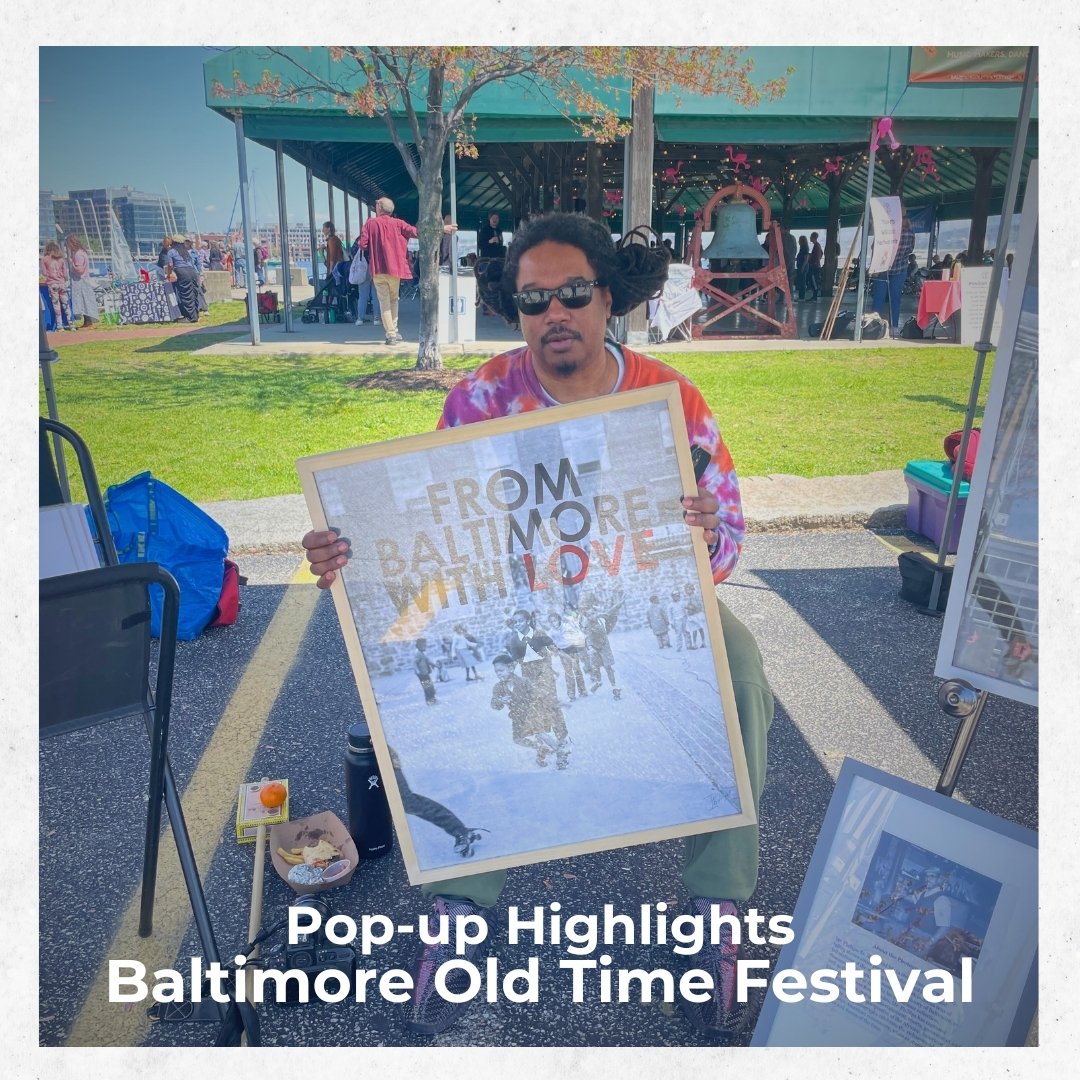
[345,721,394,860]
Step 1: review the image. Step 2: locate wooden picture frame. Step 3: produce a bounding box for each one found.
[297,383,754,885]
[752,759,1038,1047]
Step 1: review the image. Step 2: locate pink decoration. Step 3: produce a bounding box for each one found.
[674,203,687,216]
[821,155,845,177]
[726,145,749,173]
[913,145,941,182]
[604,188,623,205]
[661,160,684,183]
[750,175,768,194]
[870,117,900,154]
[795,193,810,210]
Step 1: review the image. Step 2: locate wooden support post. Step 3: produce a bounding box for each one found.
[625,85,655,344]
[586,143,603,222]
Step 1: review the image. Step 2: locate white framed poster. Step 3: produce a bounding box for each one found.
[937,162,1038,706]
[297,383,754,885]
[752,759,1038,1047]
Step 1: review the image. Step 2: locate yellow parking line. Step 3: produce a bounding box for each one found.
[67,561,319,1046]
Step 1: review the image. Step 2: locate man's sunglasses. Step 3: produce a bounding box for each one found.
[512,279,602,316]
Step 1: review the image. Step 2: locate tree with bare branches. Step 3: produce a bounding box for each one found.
[213,46,787,369]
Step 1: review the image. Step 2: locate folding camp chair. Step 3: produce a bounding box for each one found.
[38,419,259,1043]
[40,563,183,935]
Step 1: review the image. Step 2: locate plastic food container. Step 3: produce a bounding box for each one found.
[269,811,359,895]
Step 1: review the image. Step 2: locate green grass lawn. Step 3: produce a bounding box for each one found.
[43,325,988,502]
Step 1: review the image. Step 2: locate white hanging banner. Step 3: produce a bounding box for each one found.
[868,196,903,275]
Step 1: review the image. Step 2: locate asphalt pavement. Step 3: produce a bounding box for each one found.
[38,521,1038,1049]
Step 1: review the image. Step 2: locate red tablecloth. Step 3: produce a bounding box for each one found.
[917,279,962,330]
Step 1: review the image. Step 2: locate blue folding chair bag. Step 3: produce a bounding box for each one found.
[105,471,229,639]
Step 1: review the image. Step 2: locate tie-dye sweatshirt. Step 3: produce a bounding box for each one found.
[436,343,744,582]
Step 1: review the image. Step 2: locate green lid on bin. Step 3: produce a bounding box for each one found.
[903,460,969,498]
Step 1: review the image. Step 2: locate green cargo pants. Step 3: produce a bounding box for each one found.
[423,599,773,908]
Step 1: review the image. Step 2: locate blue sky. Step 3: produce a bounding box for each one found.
[39,46,336,235]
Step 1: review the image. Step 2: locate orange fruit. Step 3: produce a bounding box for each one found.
[259,781,288,809]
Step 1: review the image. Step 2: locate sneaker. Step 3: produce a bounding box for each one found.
[452,828,488,858]
[386,333,404,346]
[355,317,364,325]
[407,897,490,1035]
[678,898,754,1039]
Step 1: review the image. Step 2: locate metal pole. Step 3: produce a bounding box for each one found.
[926,45,1037,613]
[306,166,318,289]
[926,205,939,269]
[274,140,294,332]
[448,139,460,344]
[344,193,351,252]
[233,113,261,345]
[187,191,202,246]
[853,123,877,342]
[39,311,70,499]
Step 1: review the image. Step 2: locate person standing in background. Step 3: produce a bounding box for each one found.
[477,212,507,259]
[807,231,823,300]
[156,235,173,281]
[361,197,455,346]
[778,222,797,303]
[349,234,381,325]
[871,209,915,337]
[230,232,246,286]
[253,239,266,287]
[795,235,809,300]
[164,234,201,322]
[65,234,98,329]
[41,241,71,329]
[323,221,345,280]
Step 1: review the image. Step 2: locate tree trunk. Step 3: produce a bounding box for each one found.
[415,148,446,370]
[967,148,999,259]
[586,143,603,221]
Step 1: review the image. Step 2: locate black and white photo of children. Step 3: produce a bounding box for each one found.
[451,623,485,682]
[647,594,672,649]
[545,608,589,703]
[312,395,746,875]
[503,609,572,769]
[580,589,624,700]
[413,637,438,705]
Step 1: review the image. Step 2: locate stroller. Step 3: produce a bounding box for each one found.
[301,259,355,324]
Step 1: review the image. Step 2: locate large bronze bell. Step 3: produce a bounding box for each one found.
[700,201,769,262]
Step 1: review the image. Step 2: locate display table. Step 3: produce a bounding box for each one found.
[917,279,962,333]
[119,281,181,325]
[40,284,58,330]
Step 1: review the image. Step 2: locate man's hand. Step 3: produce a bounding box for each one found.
[302,529,350,589]
[443,222,458,235]
[681,486,720,548]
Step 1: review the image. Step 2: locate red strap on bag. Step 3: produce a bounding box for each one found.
[944,428,981,482]
[209,558,244,627]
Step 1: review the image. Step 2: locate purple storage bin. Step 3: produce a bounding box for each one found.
[903,460,970,554]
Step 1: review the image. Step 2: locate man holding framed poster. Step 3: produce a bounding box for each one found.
[301,212,773,1039]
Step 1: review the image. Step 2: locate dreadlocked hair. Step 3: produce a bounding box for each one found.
[475,212,671,327]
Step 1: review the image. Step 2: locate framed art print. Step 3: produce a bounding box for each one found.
[752,759,1037,1047]
[298,383,754,885]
